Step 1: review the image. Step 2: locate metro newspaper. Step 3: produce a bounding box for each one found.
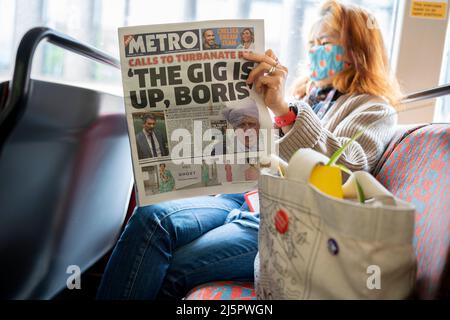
[118,20,276,206]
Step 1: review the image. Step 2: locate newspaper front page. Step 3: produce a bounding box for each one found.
[118,20,275,206]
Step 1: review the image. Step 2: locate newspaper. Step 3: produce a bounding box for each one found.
[118,20,275,206]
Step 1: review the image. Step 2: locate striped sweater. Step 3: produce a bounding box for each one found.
[277,93,397,172]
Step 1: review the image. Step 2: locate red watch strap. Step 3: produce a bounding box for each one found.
[274,110,296,128]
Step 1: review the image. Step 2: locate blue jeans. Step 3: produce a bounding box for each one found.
[96,193,259,300]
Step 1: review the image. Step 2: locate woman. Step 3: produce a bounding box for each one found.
[158,164,175,193]
[97,0,400,299]
[236,28,255,50]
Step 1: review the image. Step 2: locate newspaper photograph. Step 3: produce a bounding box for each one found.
[118,20,275,206]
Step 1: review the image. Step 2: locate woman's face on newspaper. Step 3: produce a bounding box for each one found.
[241,29,252,43]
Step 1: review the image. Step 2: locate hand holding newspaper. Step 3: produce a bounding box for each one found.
[118,20,275,206]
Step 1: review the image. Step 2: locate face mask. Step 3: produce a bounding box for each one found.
[309,44,345,81]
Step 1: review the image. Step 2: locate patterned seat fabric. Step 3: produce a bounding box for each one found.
[185,281,256,300]
[375,124,450,299]
[371,124,427,177]
[186,124,449,300]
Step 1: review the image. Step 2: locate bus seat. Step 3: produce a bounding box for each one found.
[375,124,450,299]
[0,79,134,299]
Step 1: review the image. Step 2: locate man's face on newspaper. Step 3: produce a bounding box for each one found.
[144,118,156,133]
[234,116,260,148]
[204,30,216,47]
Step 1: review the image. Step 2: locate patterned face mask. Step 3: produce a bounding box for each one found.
[308,44,345,81]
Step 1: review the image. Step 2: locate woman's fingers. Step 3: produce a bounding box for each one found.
[254,75,289,115]
[255,73,285,94]
[249,62,287,83]
[243,50,289,83]
[289,76,310,98]
[292,87,305,99]
[244,50,286,71]
[265,49,277,61]
[255,76,284,100]
[246,61,273,83]
[246,61,288,84]
[243,51,277,67]
[255,75,271,93]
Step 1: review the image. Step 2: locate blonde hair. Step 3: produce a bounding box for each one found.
[309,0,402,106]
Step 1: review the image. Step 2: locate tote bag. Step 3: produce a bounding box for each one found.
[255,149,416,299]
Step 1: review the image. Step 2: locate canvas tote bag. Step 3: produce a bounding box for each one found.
[255,149,416,299]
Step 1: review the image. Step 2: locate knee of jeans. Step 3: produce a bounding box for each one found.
[128,204,175,235]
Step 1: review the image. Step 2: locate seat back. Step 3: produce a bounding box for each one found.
[375,124,450,299]
[0,80,133,299]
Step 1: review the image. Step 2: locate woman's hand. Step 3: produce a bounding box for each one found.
[289,76,310,99]
[243,50,289,116]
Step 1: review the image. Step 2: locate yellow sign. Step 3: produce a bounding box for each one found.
[411,1,448,19]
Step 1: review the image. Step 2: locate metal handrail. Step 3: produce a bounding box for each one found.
[401,83,450,104]
[0,27,120,150]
